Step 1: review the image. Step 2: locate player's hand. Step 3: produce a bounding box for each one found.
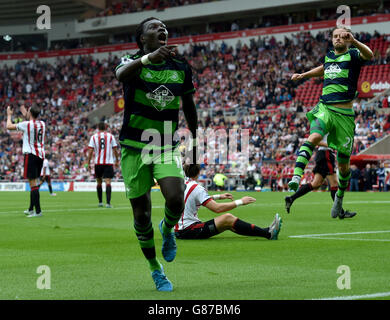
[241,196,256,205]
[291,73,304,81]
[340,31,355,44]
[148,45,178,63]
[7,106,13,116]
[221,193,233,200]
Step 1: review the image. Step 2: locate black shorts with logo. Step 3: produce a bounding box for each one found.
[24,153,44,180]
[94,165,114,179]
[313,149,336,178]
[175,219,218,239]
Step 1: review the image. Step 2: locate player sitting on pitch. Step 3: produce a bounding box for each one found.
[175,164,282,240]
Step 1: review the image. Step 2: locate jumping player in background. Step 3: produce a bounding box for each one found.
[6,105,45,217]
[288,27,373,218]
[39,156,56,196]
[115,17,198,291]
[175,164,282,240]
[86,122,120,208]
[285,135,356,219]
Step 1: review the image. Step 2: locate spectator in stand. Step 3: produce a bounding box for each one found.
[350,164,361,192]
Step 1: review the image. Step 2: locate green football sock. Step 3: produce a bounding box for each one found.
[162,206,180,235]
[293,141,315,177]
[337,170,351,198]
[148,258,162,272]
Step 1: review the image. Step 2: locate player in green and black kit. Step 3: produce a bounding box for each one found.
[288,27,373,218]
[115,17,198,291]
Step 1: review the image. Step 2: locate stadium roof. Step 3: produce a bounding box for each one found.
[0,0,103,26]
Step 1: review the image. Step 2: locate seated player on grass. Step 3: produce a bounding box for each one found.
[175,164,282,240]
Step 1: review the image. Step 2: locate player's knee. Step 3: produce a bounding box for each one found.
[337,152,350,167]
[223,213,236,227]
[165,193,184,212]
[311,184,321,190]
[308,132,323,145]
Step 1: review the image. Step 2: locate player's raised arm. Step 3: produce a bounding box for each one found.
[204,196,256,214]
[291,65,324,81]
[6,106,17,130]
[342,31,374,61]
[115,45,178,82]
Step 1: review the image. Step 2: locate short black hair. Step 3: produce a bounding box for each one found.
[135,17,161,51]
[29,106,40,118]
[183,164,201,178]
[98,122,106,130]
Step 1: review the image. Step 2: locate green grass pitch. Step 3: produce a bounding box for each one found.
[0,190,389,300]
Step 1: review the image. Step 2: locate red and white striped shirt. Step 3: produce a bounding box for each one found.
[16,120,46,159]
[88,131,118,165]
[175,180,212,231]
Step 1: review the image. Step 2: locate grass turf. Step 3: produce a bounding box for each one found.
[0,190,389,300]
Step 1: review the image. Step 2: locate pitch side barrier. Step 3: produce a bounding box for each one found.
[0,179,223,192]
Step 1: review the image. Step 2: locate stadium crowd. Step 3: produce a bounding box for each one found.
[96,0,219,17]
[1,30,389,190]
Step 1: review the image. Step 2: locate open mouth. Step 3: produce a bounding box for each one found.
[158,32,167,45]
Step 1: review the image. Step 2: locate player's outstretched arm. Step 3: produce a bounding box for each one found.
[213,193,234,200]
[291,65,324,81]
[115,45,178,82]
[205,196,256,214]
[6,106,17,130]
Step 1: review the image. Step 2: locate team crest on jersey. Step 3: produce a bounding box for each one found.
[324,63,342,80]
[146,85,175,111]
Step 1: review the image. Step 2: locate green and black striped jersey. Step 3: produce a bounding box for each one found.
[115,54,195,152]
[320,48,366,104]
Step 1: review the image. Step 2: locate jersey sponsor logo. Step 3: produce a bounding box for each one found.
[324,63,342,80]
[170,71,179,81]
[146,85,175,111]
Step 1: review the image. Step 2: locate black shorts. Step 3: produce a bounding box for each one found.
[24,153,43,180]
[313,149,336,179]
[175,219,218,239]
[41,175,51,183]
[94,165,114,179]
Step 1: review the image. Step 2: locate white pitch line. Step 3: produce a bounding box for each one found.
[0,205,165,214]
[306,237,390,242]
[289,230,390,243]
[290,230,390,238]
[313,291,390,300]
